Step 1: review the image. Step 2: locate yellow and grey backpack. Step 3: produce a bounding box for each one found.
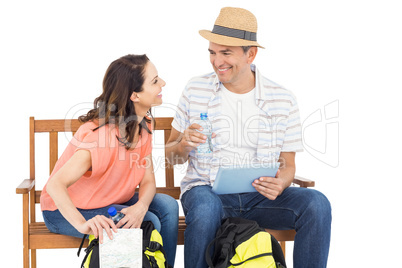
[205,217,287,268]
[77,221,171,268]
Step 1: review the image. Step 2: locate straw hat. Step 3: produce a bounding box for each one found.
[199,7,264,48]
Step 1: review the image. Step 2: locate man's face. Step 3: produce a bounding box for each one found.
[208,42,254,86]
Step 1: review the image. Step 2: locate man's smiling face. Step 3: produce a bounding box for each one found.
[208,42,253,87]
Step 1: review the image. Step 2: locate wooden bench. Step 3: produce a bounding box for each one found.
[16,116,314,267]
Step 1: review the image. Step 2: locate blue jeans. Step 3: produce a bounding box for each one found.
[181,185,331,268]
[43,193,179,266]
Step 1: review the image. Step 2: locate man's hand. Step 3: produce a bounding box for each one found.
[252,170,286,200]
[180,123,204,152]
[253,152,297,200]
[166,122,216,165]
[180,123,216,154]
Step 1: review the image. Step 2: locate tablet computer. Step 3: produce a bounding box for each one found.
[212,163,280,195]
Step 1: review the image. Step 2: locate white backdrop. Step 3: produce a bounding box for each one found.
[1,0,401,267]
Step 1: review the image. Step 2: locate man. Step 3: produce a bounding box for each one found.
[166,7,331,268]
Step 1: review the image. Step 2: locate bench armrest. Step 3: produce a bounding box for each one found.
[16,179,35,194]
[293,176,315,188]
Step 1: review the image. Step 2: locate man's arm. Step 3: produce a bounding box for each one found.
[252,152,296,200]
[277,152,296,188]
[165,124,208,165]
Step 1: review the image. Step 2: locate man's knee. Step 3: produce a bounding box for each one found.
[181,186,224,226]
[188,201,223,224]
[306,190,332,220]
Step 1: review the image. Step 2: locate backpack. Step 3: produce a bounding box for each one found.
[77,221,172,268]
[205,217,287,268]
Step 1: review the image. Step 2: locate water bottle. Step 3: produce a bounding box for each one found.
[195,113,212,156]
[107,206,125,225]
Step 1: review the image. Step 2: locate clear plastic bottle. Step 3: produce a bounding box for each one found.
[107,206,125,225]
[195,113,213,156]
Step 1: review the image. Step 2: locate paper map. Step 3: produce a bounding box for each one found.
[99,228,142,268]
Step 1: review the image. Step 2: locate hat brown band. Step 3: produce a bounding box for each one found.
[212,25,257,42]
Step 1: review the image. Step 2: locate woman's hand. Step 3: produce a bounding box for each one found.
[77,215,117,244]
[117,201,148,229]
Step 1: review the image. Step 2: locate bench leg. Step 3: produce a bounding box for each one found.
[280,241,286,259]
[23,247,29,268]
[23,194,30,268]
[31,249,36,268]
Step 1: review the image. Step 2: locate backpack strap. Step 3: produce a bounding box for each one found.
[77,234,88,257]
[145,239,172,268]
[205,223,237,268]
[231,252,273,266]
[79,236,99,268]
[270,233,287,267]
[147,255,159,268]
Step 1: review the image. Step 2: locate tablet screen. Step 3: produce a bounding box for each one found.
[212,164,280,194]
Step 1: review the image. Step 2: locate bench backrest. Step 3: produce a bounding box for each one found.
[28,116,179,223]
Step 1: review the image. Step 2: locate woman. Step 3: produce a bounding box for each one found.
[40,54,178,266]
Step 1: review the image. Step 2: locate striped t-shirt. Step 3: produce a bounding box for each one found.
[172,64,303,197]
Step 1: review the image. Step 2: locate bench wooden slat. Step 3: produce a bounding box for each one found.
[30,222,88,249]
[34,119,82,133]
[49,132,58,175]
[16,179,35,194]
[155,187,181,199]
[28,219,294,250]
[164,128,175,188]
[34,117,173,132]
[154,117,173,130]
[293,175,315,188]
[35,187,182,204]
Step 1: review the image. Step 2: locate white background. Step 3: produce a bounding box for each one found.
[1,0,401,267]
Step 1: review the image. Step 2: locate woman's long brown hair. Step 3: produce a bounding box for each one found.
[79,54,152,149]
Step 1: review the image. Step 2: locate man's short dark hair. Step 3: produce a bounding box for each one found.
[242,46,253,53]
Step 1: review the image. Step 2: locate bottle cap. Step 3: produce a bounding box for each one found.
[200,113,208,119]
[107,206,117,216]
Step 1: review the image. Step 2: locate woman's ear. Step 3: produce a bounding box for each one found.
[130,92,140,102]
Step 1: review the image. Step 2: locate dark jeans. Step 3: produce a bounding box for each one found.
[43,193,179,266]
[181,185,331,268]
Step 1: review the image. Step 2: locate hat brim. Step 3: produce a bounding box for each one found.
[199,30,264,49]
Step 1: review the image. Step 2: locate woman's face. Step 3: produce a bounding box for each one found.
[134,61,165,110]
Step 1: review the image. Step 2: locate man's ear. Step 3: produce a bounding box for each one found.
[247,47,258,64]
[130,92,140,102]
